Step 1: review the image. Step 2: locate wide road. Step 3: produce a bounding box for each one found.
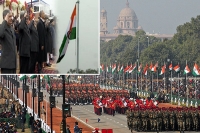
[40,90,198,133]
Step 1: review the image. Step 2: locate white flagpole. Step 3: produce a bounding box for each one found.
[76,0,80,73]
[164,62,165,93]
[186,60,188,106]
[170,63,172,104]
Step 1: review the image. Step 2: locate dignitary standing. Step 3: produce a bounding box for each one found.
[29,17,39,73]
[0,9,17,73]
[37,10,46,73]
[45,19,52,67]
[18,11,31,73]
[49,18,56,59]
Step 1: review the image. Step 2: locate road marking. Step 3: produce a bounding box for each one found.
[125,126,127,127]
[117,122,119,123]
[110,119,112,120]
[121,124,123,125]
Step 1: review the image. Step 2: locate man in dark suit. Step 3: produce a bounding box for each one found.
[0,9,17,73]
[37,10,46,73]
[29,17,39,73]
[18,11,31,73]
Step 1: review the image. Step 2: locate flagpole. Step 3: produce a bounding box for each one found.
[164,62,165,93]
[170,63,172,104]
[186,60,188,106]
[178,72,180,107]
[76,0,80,73]
[195,75,197,105]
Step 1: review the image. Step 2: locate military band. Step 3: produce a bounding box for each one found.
[126,107,200,132]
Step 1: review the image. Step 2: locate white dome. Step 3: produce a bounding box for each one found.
[119,1,137,19]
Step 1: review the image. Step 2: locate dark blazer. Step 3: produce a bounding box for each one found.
[29,20,39,52]
[18,18,31,57]
[46,25,52,53]
[0,20,17,69]
[37,18,46,62]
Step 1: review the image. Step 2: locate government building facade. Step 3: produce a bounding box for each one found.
[100,1,173,42]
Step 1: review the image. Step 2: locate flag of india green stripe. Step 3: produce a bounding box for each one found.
[19,75,26,81]
[30,75,37,79]
[57,5,76,63]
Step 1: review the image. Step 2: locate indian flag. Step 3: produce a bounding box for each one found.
[44,75,51,86]
[151,62,158,72]
[192,63,200,76]
[169,63,173,71]
[173,64,180,73]
[112,64,116,73]
[129,63,136,73]
[119,65,124,74]
[138,64,142,74]
[29,75,37,79]
[18,75,26,81]
[100,64,104,73]
[143,64,148,76]
[57,5,76,63]
[160,65,166,75]
[184,65,190,74]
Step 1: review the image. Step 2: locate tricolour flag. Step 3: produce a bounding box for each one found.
[169,63,173,71]
[112,64,116,73]
[129,63,136,73]
[192,63,200,76]
[44,75,51,86]
[184,65,190,74]
[138,64,142,74]
[119,65,124,74]
[143,64,148,76]
[57,5,76,63]
[151,62,158,72]
[160,65,166,75]
[29,75,37,79]
[100,64,104,73]
[124,64,131,73]
[18,75,26,81]
[173,64,180,73]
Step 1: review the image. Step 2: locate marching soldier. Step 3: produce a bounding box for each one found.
[163,108,169,131]
[179,109,186,131]
[192,109,199,131]
[185,108,192,131]
[169,109,175,131]
[149,109,155,131]
[125,108,131,130]
[134,109,141,131]
[141,109,148,131]
[156,109,162,131]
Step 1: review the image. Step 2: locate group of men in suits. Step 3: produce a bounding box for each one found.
[0,9,56,74]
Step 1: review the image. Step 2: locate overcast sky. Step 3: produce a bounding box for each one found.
[55,0,99,74]
[101,0,200,34]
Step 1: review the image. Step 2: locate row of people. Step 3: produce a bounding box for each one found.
[126,107,200,132]
[0,9,56,73]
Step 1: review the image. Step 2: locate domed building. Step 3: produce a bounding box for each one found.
[100,0,173,42]
[113,1,138,35]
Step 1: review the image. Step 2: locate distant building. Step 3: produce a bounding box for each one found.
[100,0,173,42]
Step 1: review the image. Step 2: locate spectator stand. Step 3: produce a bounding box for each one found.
[18,99,55,133]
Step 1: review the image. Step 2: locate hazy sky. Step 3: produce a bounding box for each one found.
[55,0,99,74]
[101,0,200,34]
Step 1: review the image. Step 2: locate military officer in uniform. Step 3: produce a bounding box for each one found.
[163,108,169,131]
[192,109,199,131]
[169,109,175,131]
[156,109,162,131]
[185,108,192,131]
[141,109,148,131]
[149,109,154,131]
